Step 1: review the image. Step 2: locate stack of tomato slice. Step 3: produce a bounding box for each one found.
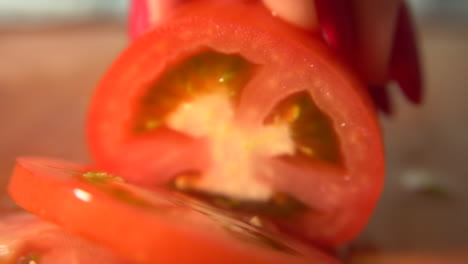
[6,1,385,263]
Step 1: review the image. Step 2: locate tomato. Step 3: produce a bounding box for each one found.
[8,157,340,264]
[0,212,127,264]
[87,0,384,246]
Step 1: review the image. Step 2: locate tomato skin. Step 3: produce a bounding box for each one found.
[88,0,384,247]
[8,157,341,264]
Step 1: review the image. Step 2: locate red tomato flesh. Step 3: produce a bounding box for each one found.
[88,0,384,246]
[8,157,340,264]
[0,212,127,264]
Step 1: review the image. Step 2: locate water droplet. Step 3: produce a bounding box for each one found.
[74,188,93,202]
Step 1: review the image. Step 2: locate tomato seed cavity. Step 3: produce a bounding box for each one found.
[134,50,254,134]
[265,91,342,164]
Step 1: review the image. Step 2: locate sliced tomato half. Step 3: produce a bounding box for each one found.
[8,157,340,264]
[87,0,384,246]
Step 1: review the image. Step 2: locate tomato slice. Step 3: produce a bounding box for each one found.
[0,212,127,264]
[87,0,384,246]
[8,157,340,264]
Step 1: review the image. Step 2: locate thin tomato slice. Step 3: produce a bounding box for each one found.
[0,213,128,264]
[8,157,340,264]
[88,0,384,246]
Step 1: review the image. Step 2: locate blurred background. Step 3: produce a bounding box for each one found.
[0,0,467,263]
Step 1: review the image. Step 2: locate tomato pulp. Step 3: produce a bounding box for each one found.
[0,212,127,264]
[8,157,340,264]
[88,0,384,246]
